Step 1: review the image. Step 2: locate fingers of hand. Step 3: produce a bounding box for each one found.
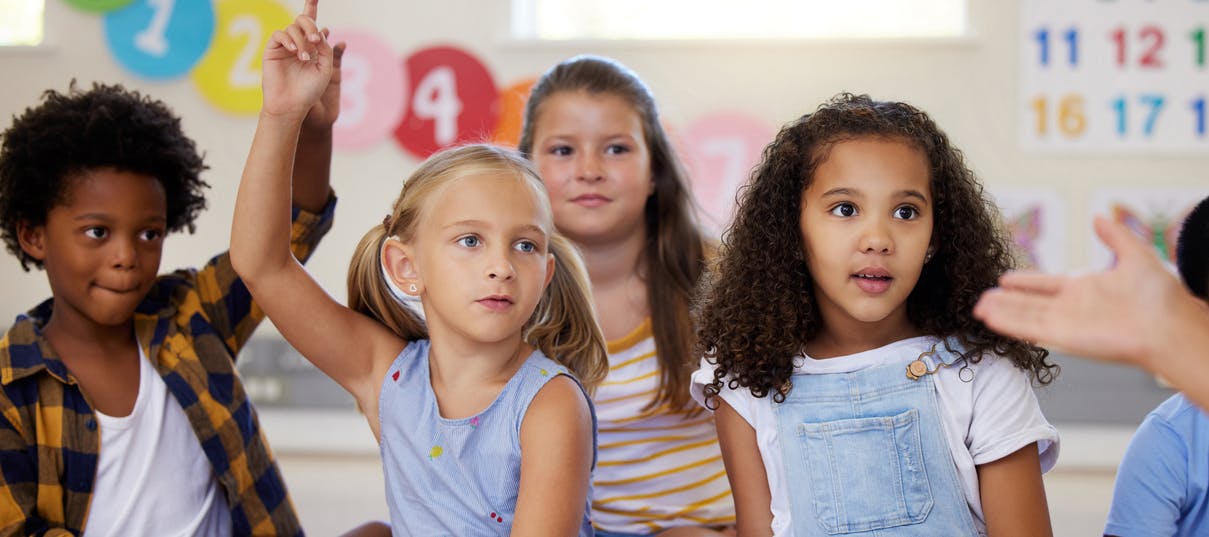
[973,289,1053,344]
[280,17,329,62]
[332,40,347,67]
[1095,215,1158,265]
[267,29,294,53]
[303,0,319,21]
[997,271,1065,295]
[296,14,322,43]
[283,23,312,60]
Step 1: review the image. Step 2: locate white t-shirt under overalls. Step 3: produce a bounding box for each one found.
[690,335,1060,537]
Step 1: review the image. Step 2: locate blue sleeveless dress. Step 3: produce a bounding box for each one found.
[378,339,596,536]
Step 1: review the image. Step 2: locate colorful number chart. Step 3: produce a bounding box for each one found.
[1022,1,1209,152]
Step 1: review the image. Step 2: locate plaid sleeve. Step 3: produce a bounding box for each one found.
[191,196,337,358]
[0,394,76,537]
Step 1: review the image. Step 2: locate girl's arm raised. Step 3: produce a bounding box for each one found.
[512,376,594,536]
[976,443,1053,537]
[230,0,403,432]
[715,399,774,537]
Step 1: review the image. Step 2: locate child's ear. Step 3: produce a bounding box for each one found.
[544,253,556,289]
[382,238,423,296]
[16,220,47,261]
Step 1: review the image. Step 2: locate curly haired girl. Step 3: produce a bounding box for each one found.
[691,93,1060,537]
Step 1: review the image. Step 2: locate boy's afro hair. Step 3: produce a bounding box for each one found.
[0,81,208,271]
[1177,195,1209,299]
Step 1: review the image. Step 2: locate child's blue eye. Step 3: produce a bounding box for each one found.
[457,236,481,248]
[549,145,572,157]
[605,144,630,155]
[514,240,538,253]
[829,203,857,217]
[84,227,108,239]
[894,206,919,220]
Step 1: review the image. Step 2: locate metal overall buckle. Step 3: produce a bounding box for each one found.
[906,342,946,380]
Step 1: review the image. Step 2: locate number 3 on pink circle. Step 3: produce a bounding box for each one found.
[394,46,499,160]
[329,29,409,151]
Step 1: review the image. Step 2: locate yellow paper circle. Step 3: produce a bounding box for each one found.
[191,0,291,115]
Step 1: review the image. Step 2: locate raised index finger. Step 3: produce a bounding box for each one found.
[303,0,318,22]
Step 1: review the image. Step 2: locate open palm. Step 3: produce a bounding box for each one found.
[975,216,1186,363]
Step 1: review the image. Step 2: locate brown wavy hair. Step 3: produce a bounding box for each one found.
[696,93,1057,406]
[519,56,708,411]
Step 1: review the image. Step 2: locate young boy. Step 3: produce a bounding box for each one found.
[0,72,341,535]
[1104,194,1209,537]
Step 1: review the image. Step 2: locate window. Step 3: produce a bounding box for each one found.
[512,0,967,41]
[0,0,44,46]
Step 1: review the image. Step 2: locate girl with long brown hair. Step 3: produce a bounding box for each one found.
[520,55,735,536]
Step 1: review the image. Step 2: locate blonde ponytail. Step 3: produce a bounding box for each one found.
[524,233,608,391]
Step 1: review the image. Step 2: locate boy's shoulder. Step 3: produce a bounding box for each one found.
[136,265,209,313]
[0,299,63,388]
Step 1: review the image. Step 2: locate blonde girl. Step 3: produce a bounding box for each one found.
[231,5,607,535]
[519,56,735,536]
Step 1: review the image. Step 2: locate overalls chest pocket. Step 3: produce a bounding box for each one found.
[790,407,933,534]
[775,342,980,537]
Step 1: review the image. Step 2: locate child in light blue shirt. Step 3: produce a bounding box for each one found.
[1105,194,1209,537]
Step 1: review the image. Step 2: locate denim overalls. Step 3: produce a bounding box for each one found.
[775,339,979,536]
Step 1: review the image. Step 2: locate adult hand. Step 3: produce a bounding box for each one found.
[974,216,1193,368]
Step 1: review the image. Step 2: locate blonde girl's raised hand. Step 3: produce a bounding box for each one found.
[233,0,404,441]
[261,0,333,120]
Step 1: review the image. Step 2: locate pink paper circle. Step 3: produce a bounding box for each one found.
[680,112,775,234]
[328,29,408,151]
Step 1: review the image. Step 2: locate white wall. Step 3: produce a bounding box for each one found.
[2,0,1205,326]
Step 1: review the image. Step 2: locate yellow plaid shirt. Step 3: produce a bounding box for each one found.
[0,200,334,537]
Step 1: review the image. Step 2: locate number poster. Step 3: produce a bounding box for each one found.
[1022,1,1209,152]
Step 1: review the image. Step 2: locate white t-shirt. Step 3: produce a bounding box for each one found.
[83,345,232,537]
[689,335,1060,537]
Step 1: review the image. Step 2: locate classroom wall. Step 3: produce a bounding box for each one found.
[1,0,1204,425]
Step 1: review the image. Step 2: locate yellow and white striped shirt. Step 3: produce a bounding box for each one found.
[591,319,735,534]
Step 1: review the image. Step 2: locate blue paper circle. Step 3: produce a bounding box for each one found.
[104,0,215,80]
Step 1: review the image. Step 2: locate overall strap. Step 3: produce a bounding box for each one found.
[905,337,968,381]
